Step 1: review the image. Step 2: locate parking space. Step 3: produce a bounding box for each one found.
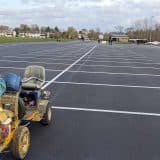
[1,42,160,160]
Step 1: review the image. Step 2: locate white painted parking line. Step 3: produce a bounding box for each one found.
[82,60,160,65]
[88,58,153,62]
[89,55,147,59]
[1,59,160,70]
[0,150,10,153]
[52,106,160,117]
[1,66,160,77]
[17,54,83,58]
[46,69,160,77]
[77,64,160,70]
[2,56,77,61]
[0,66,63,73]
[83,59,154,64]
[42,45,97,89]
[0,66,25,70]
[6,48,85,57]
[3,55,153,63]
[0,59,70,66]
[64,70,160,77]
[54,81,160,89]
[2,55,154,64]
[15,53,148,60]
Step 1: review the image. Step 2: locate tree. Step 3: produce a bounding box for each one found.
[54,26,59,32]
[45,26,51,33]
[19,24,30,33]
[61,31,68,39]
[14,27,20,36]
[66,27,78,39]
[30,24,39,33]
[0,25,9,31]
[115,25,124,33]
[88,29,99,40]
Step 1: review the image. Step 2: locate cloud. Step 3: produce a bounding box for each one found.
[0,0,160,32]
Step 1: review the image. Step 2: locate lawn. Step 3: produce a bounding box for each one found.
[0,37,71,43]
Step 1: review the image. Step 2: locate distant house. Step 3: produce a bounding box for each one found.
[0,29,16,37]
[40,34,46,38]
[19,32,41,38]
[112,34,129,43]
[129,39,148,44]
[79,29,89,40]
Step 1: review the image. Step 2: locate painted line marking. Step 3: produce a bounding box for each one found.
[3,55,153,63]
[0,150,10,154]
[54,81,160,89]
[2,55,153,64]
[41,45,97,89]
[0,66,25,70]
[0,59,70,66]
[64,70,160,77]
[80,60,159,65]
[77,64,160,70]
[86,57,153,62]
[1,59,160,71]
[52,106,160,117]
[6,47,85,57]
[18,54,83,58]
[15,53,147,60]
[1,66,160,77]
[2,56,81,62]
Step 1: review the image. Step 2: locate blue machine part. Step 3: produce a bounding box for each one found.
[0,78,6,95]
[3,73,21,92]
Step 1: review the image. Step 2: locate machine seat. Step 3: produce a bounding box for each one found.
[22,65,45,90]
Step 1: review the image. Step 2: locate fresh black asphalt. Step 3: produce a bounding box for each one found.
[0,42,160,160]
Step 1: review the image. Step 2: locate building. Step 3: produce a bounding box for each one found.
[79,29,89,40]
[0,29,16,37]
[19,32,41,38]
[112,34,129,43]
[129,39,148,44]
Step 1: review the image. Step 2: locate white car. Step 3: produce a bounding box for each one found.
[146,41,160,46]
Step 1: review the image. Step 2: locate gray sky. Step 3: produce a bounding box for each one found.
[0,0,160,32]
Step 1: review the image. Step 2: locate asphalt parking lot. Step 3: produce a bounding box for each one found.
[1,41,160,160]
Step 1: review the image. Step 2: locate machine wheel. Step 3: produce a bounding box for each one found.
[18,98,26,119]
[11,126,30,160]
[40,103,52,125]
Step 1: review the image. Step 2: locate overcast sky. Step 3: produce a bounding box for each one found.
[0,0,160,32]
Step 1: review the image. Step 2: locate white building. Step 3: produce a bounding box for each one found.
[19,32,41,38]
[0,29,16,37]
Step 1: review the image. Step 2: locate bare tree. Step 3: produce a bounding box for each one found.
[115,25,124,33]
[88,29,99,40]
[0,25,9,31]
[30,24,39,33]
[19,24,30,33]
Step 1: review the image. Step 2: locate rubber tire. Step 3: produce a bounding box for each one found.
[11,126,30,160]
[18,98,26,119]
[40,103,52,125]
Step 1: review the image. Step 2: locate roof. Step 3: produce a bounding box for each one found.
[112,34,128,38]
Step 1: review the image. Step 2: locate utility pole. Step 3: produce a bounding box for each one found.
[150,16,154,42]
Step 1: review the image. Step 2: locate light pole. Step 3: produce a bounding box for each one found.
[149,16,154,42]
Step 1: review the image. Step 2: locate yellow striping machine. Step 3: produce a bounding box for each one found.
[0,65,52,159]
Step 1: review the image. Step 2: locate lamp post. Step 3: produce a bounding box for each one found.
[149,16,154,42]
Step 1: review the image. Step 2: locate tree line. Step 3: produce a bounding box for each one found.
[114,18,160,41]
[0,24,79,40]
[0,24,104,40]
[0,19,160,41]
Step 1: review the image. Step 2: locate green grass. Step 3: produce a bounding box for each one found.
[0,37,72,43]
